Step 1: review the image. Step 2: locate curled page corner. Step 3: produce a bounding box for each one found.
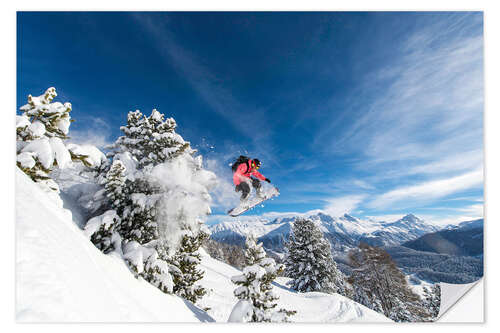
[437,278,484,322]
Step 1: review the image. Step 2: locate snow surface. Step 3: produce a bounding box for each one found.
[15,168,213,322]
[50,137,72,169]
[227,299,253,322]
[21,138,54,169]
[66,143,107,167]
[16,114,31,128]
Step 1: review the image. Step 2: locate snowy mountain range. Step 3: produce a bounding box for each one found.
[209,213,441,252]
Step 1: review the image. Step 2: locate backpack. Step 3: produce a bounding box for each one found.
[231,155,250,173]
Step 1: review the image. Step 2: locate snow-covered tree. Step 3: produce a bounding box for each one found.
[87,108,216,297]
[16,87,91,192]
[86,160,128,253]
[104,160,127,213]
[229,234,295,323]
[423,283,441,320]
[122,241,174,294]
[348,243,432,322]
[168,225,209,304]
[107,109,191,170]
[119,176,162,244]
[284,218,347,294]
[86,210,121,254]
[102,109,204,248]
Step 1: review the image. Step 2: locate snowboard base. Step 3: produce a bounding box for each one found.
[228,187,280,217]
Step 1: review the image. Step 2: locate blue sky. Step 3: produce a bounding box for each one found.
[17,12,484,225]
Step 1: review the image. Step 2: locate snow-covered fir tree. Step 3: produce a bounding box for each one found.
[104,160,127,213]
[229,234,295,323]
[168,225,209,304]
[348,243,432,322]
[422,283,441,320]
[284,218,348,294]
[101,109,195,246]
[88,160,127,253]
[108,109,191,169]
[86,210,121,255]
[119,176,162,244]
[87,108,216,297]
[16,87,91,192]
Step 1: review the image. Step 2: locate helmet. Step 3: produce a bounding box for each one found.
[253,159,261,169]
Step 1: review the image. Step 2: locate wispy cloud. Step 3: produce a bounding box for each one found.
[367,168,483,209]
[68,116,113,149]
[456,203,484,215]
[406,149,483,176]
[315,13,483,179]
[442,196,483,203]
[323,194,367,217]
[352,179,375,190]
[419,209,483,227]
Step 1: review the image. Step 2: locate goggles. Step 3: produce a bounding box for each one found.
[253,162,260,169]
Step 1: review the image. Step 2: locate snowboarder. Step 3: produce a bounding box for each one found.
[232,156,271,201]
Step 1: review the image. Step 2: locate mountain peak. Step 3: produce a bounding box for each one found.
[342,213,358,222]
[401,213,420,222]
[314,212,335,222]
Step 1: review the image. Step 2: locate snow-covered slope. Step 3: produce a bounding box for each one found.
[210,212,439,252]
[197,249,391,322]
[15,168,213,322]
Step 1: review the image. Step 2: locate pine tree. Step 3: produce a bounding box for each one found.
[88,108,216,298]
[18,87,71,140]
[105,160,128,214]
[108,109,191,170]
[88,160,127,253]
[102,109,191,248]
[230,234,295,322]
[169,227,209,304]
[122,241,173,294]
[87,210,121,254]
[119,176,161,244]
[348,243,432,322]
[284,218,347,294]
[423,284,441,320]
[16,87,90,191]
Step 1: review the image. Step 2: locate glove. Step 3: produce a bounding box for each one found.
[265,178,271,183]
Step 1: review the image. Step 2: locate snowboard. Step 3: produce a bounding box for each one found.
[227,187,280,217]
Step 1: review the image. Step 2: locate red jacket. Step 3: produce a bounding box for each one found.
[233,159,266,185]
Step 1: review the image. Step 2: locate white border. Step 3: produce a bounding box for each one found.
[3,1,498,332]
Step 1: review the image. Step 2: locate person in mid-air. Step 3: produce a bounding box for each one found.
[232,156,271,201]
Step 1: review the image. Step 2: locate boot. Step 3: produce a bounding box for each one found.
[240,192,250,202]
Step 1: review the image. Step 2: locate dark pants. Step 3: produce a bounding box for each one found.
[236,178,262,200]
